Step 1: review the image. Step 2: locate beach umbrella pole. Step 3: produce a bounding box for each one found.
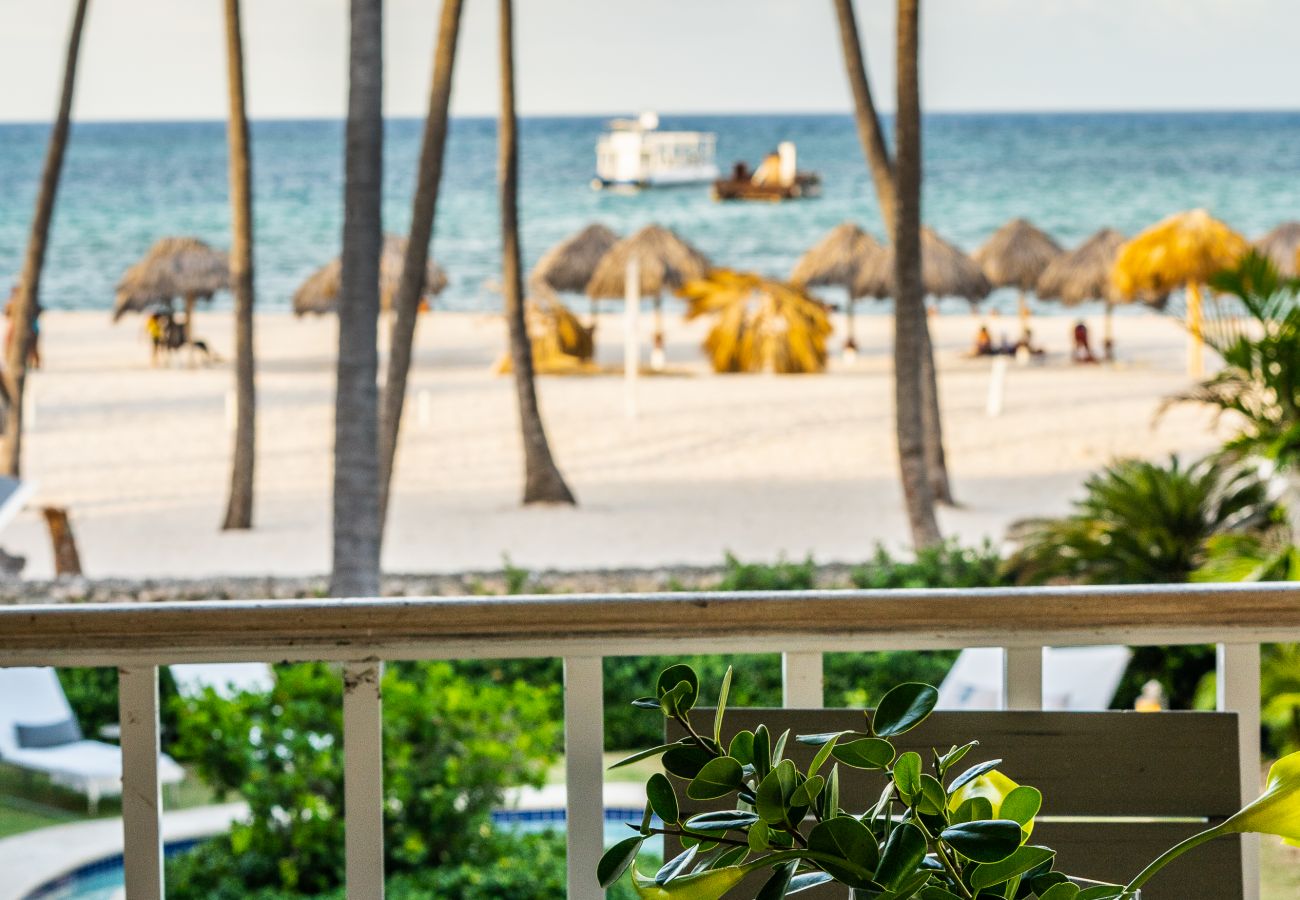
[1104,301,1115,361]
[651,294,665,371]
[1186,281,1204,378]
[624,257,640,418]
[844,291,857,361]
[1018,290,1030,339]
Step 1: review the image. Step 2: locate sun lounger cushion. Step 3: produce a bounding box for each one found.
[15,717,83,749]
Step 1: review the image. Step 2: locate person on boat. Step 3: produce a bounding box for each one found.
[1072,320,1097,363]
[751,150,782,186]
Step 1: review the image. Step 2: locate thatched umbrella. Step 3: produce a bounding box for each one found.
[790,222,884,357]
[587,225,710,369]
[1254,222,1300,277]
[530,223,619,320]
[293,234,447,316]
[1036,229,1127,359]
[973,218,1063,337]
[1112,208,1248,377]
[853,227,992,304]
[680,270,831,374]
[114,237,230,340]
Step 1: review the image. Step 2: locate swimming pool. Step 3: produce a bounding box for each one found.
[24,809,658,900]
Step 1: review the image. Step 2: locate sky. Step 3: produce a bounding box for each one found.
[0,0,1297,122]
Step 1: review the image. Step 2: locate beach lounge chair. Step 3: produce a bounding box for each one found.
[937,645,1133,711]
[170,662,273,699]
[0,667,184,812]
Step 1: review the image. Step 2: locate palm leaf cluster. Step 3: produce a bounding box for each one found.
[1004,456,1275,585]
[1164,251,1300,467]
[679,270,832,374]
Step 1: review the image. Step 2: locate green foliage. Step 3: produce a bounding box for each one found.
[1004,455,1274,586]
[1170,251,1300,470]
[165,661,560,898]
[602,664,1118,898]
[56,667,181,747]
[714,552,818,591]
[851,540,1008,589]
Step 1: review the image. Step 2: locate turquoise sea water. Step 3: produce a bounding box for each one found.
[1,112,1298,313]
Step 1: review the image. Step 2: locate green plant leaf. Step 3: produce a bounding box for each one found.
[937,740,978,775]
[647,772,679,824]
[655,845,699,886]
[918,774,947,816]
[796,730,853,746]
[660,680,694,717]
[939,819,1024,863]
[632,696,663,710]
[1000,785,1043,828]
[790,773,825,808]
[832,737,895,770]
[754,724,772,780]
[1037,882,1081,900]
[631,863,747,899]
[807,733,843,778]
[808,815,880,888]
[1075,885,1124,899]
[871,683,939,737]
[683,809,760,832]
[948,758,1003,793]
[611,742,682,769]
[709,845,749,870]
[754,861,798,900]
[756,759,798,824]
[772,728,791,765]
[598,835,643,888]
[688,757,745,800]
[821,764,841,820]
[748,818,771,852]
[788,871,834,893]
[893,751,923,800]
[968,845,1055,891]
[728,730,755,766]
[656,665,700,709]
[875,821,927,888]
[713,666,733,745]
[663,744,714,780]
[917,887,966,900]
[949,796,993,825]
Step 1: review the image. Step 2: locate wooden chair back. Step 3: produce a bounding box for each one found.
[670,709,1242,900]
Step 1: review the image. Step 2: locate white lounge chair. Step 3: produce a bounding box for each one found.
[170,662,274,699]
[937,645,1133,711]
[0,666,184,811]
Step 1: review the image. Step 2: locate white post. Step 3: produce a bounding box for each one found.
[623,257,640,420]
[986,356,1007,417]
[343,662,385,900]
[564,656,605,900]
[782,652,824,707]
[1217,643,1262,900]
[119,666,164,900]
[1002,647,1044,710]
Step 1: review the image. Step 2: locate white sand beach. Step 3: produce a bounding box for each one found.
[6,309,1227,581]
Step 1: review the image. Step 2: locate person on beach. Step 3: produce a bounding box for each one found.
[968,325,994,357]
[145,310,168,366]
[1072,320,1097,364]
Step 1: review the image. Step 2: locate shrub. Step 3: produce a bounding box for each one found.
[851,540,1007,589]
[165,661,560,898]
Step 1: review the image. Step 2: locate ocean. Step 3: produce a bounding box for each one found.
[1,112,1298,314]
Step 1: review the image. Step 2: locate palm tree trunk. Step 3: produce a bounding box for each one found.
[1,0,89,477]
[330,0,384,597]
[221,0,256,531]
[498,0,575,506]
[893,0,942,548]
[835,0,948,523]
[378,0,465,530]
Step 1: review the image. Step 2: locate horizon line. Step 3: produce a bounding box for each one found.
[2,106,1300,127]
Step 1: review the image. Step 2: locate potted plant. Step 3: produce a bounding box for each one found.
[598,664,1300,899]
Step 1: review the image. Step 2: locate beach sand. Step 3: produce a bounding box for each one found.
[7,309,1226,581]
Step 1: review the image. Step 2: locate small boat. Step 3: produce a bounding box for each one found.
[712,142,821,202]
[592,112,719,190]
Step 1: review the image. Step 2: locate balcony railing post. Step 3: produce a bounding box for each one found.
[782,652,824,707]
[1217,642,1262,900]
[1003,646,1044,710]
[343,661,385,900]
[119,665,164,900]
[564,657,605,900]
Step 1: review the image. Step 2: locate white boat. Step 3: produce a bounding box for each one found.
[592,112,719,190]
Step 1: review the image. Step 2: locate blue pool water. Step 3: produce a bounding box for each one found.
[24,810,658,899]
[3,112,1299,316]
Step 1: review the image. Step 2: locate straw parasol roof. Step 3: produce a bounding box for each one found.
[1035,229,1127,305]
[113,237,230,320]
[586,225,711,299]
[1112,208,1248,299]
[973,218,1063,290]
[1254,221,1300,277]
[293,234,447,316]
[530,223,619,294]
[790,222,884,292]
[852,227,992,302]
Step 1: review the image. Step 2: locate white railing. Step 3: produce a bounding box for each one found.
[3,582,1300,900]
